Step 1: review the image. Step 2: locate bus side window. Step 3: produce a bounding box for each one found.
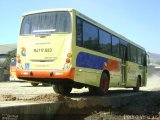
[83,21,99,50]
[130,45,137,63]
[142,51,147,66]
[137,49,142,64]
[112,36,120,58]
[99,29,111,54]
[76,17,83,46]
[127,45,131,61]
[120,39,128,60]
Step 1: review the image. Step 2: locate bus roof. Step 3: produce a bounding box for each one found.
[22,8,145,51]
[22,8,73,16]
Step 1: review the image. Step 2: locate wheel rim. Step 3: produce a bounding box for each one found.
[137,80,140,89]
[102,78,108,92]
[137,81,140,87]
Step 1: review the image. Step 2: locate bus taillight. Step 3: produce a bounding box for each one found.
[66,58,70,63]
[17,58,21,63]
[67,53,72,58]
[66,53,72,63]
[63,53,72,70]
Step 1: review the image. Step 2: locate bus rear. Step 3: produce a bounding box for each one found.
[16,10,74,86]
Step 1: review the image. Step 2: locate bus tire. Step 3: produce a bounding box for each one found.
[89,86,96,95]
[31,82,39,87]
[133,77,141,92]
[53,84,72,95]
[96,72,109,96]
[53,85,60,93]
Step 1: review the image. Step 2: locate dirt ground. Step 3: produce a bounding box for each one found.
[0,81,88,103]
[84,74,160,120]
[0,73,160,120]
[84,91,160,120]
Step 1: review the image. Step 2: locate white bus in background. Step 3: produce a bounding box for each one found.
[10,57,19,81]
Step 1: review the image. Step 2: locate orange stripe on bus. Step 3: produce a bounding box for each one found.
[103,59,120,72]
[16,68,75,80]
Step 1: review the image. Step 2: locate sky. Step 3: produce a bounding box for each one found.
[0,0,160,54]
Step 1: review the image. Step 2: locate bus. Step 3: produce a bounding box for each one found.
[16,8,147,95]
[10,57,19,81]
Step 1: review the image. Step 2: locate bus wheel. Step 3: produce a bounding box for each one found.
[53,85,60,93]
[31,82,39,87]
[96,73,109,96]
[133,77,141,92]
[53,84,72,95]
[89,86,96,95]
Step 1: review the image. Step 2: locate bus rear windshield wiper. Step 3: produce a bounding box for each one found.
[35,34,51,38]
[33,29,56,33]
[33,29,56,37]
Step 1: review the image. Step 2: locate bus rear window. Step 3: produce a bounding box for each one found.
[20,11,71,35]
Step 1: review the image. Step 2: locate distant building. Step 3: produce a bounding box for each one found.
[0,44,16,81]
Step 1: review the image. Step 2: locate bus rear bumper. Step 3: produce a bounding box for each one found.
[16,68,75,80]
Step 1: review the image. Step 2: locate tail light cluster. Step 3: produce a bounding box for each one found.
[16,55,23,69]
[64,53,72,70]
[17,55,21,63]
[66,53,72,63]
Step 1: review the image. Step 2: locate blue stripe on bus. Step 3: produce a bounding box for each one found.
[76,52,108,70]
